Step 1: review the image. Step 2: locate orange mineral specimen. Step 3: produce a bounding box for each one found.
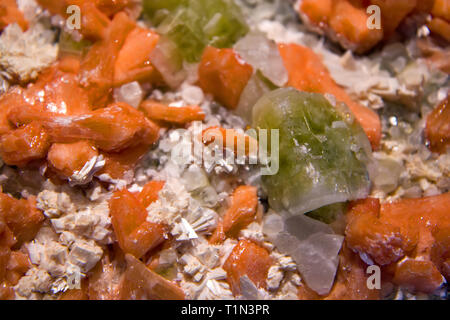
[47,140,99,178]
[79,12,136,107]
[210,186,258,244]
[345,198,411,266]
[426,96,450,154]
[202,126,258,158]
[137,181,165,208]
[393,259,444,294]
[88,249,125,300]
[140,101,205,125]
[0,66,91,137]
[9,102,160,153]
[223,240,272,295]
[345,193,450,293]
[109,189,166,259]
[198,46,253,110]
[119,254,185,300]
[98,143,153,180]
[325,245,380,300]
[114,27,160,86]
[298,0,438,54]
[0,0,28,31]
[0,122,51,167]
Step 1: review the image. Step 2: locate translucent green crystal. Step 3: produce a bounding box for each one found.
[59,31,91,57]
[196,0,248,48]
[306,203,347,224]
[157,7,206,62]
[143,0,188,18]
[143,0,248,62]
[149,35,187,88]
[252,88,371,216]
[235,71,278,123]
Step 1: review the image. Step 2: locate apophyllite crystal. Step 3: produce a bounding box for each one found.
[252,88,372,217]
[143,0,248,62]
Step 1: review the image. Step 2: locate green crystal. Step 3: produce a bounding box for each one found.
[306,202,347,224]
[235,71,278,123]
[58,31,91,57]
[143,0,188,18]
[157,7,206,62]
[252,88,371,216]
[143,0,248,62]
[197,0,248,48]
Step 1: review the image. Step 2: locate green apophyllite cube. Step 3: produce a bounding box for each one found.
[252,88,371,216]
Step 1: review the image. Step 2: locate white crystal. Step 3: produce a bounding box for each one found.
[113,81,144,109]
[234,32,288,87]
[263,213,344,296]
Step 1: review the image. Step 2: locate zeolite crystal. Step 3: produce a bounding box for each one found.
[234,32,288,87]
[144,0,248,62]
[252,88,371,216]
[263,212,344,295]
